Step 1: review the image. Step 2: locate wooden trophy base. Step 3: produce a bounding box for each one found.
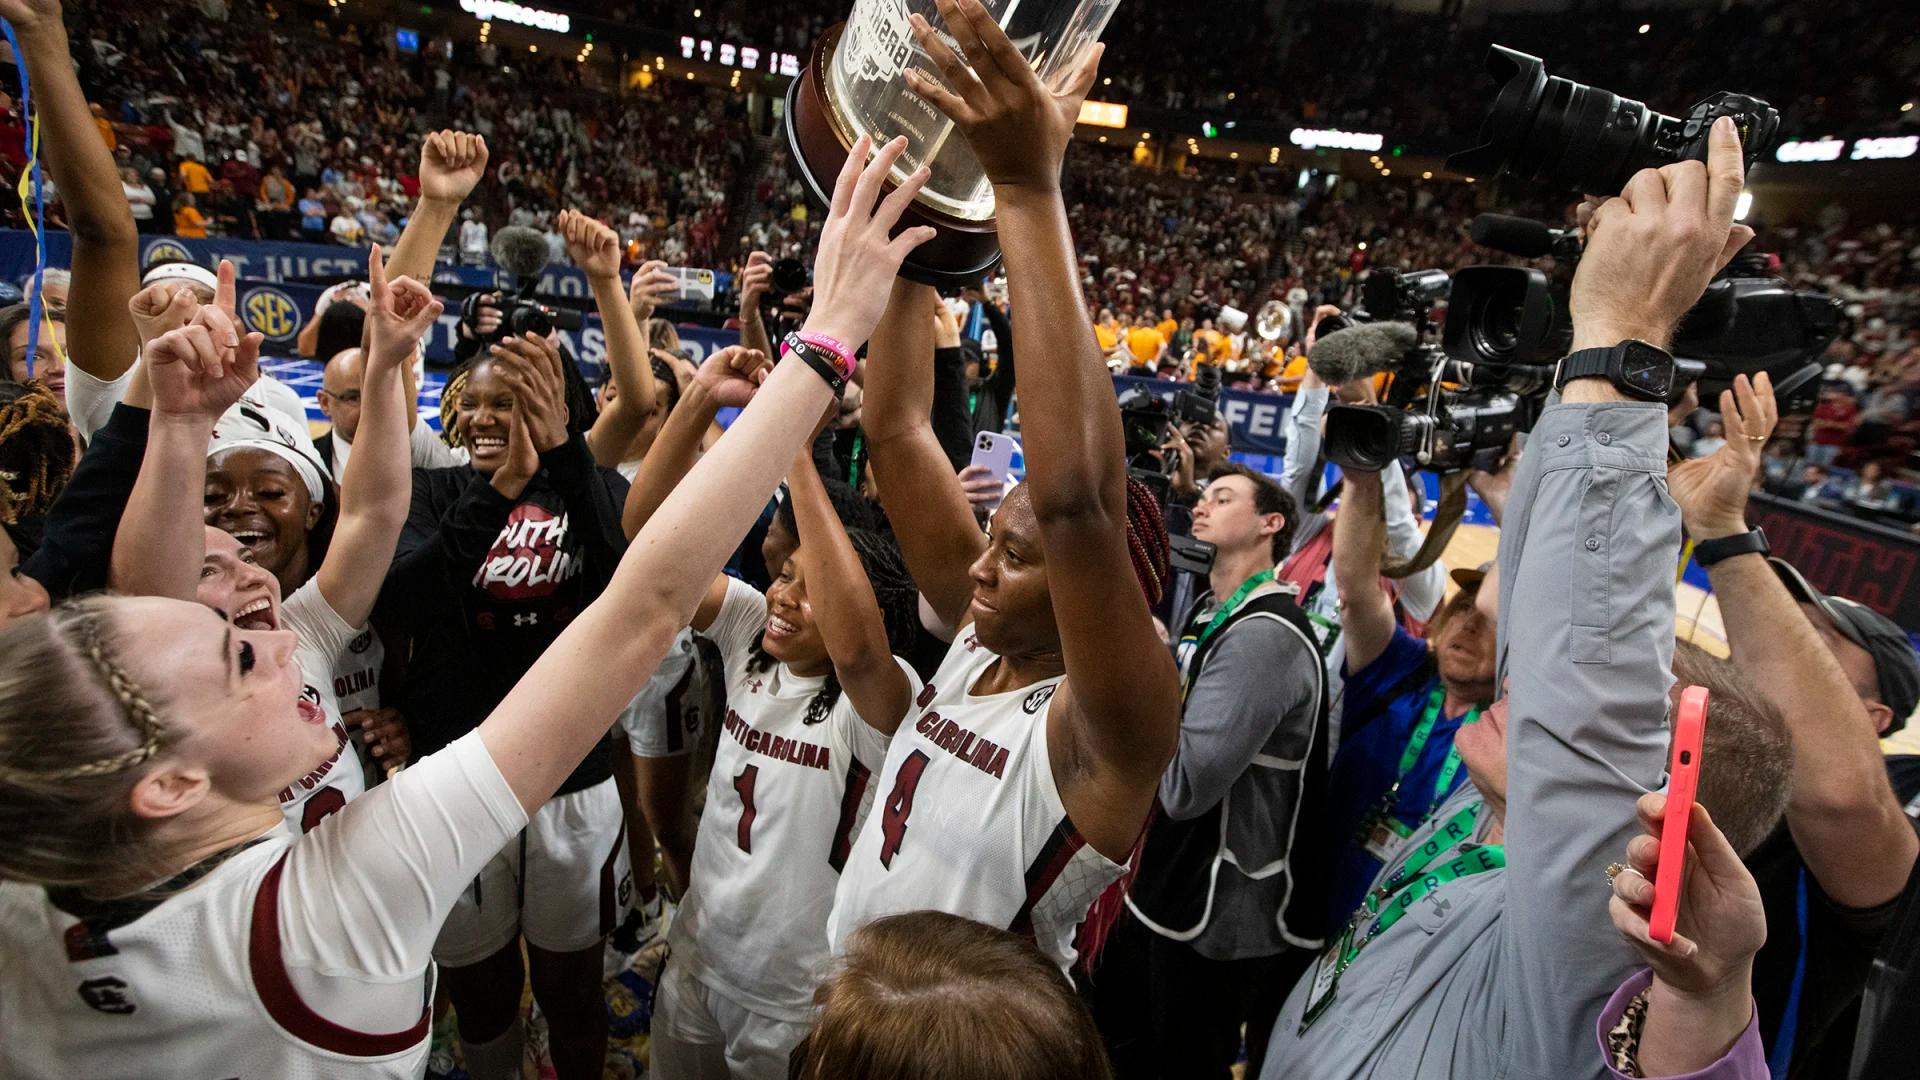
[784,24,1004,289]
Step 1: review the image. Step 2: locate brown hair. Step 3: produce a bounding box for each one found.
[0,597,179,889]
[1207,462,1298,560]
[1673,640,1793,856]
[792,911,1112,1080]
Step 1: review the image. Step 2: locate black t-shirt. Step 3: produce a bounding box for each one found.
[1749,800,1907,1079]
[380,435,629,794]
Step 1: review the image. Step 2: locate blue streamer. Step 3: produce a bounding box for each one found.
[1,17,46,377]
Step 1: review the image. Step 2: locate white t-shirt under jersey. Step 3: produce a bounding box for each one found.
[827,631,1123,973]
[0,731,527,1080]
[282,580,369,834]
[669,578,913,1022]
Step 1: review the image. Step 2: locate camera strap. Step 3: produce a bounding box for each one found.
[1382,471,1468,579]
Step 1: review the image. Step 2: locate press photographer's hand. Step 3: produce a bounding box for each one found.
[904,0,1103,191]
[1570,116,1756,351]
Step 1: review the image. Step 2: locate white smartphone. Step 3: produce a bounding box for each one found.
[970,431,1019,490]
[661,266,717,302]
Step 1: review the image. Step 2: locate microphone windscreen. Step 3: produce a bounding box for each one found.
[1471,213,1557,259]
[1308,322,1418,384]
[491,226,553,281]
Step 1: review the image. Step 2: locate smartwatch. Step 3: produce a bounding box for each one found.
[1554,340,1676,402]
[1692,527,1769,567]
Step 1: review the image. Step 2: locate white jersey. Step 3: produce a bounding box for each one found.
[671,579,910,1021]
[283,580,370,834]
[828,631,1123,972]
[0,732,526,1080]
[619,628,724,760]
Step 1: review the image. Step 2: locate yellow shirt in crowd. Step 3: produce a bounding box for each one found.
[1095,322,1121,351]
[179,160,213,195]
[1126,326,1167,364]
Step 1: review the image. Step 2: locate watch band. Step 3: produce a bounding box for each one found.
[1555,347,1615,391]
[1692,527,1769,567]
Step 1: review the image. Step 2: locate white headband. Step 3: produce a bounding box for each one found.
[207,393,328,506]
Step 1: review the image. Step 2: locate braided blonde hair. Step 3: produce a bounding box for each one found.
[0,597,179,888]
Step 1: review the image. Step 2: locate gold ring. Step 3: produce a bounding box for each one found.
[1745,434,1768,443]
[1606,862,1627,885]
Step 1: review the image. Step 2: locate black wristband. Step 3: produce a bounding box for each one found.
[782,334,848,397]
[1693,527,1769,567]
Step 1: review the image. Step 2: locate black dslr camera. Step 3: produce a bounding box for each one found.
[1446,45,1780,198]
[460,284,585,346]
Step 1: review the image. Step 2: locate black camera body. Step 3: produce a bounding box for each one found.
[1446,46,1780,197]
[461,286,585,346]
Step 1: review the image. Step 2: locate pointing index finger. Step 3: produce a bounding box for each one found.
[1705,115,1746,228]
[215,259,237,317]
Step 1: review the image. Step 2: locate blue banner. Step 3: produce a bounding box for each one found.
[0,229,733,304]
[1111,374,1295,457]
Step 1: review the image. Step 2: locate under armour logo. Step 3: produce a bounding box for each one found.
[513,613,539,627]
[748,679,763,694]
[964,634,981,652]
[1429,896,1453,916]
[77,975,136,1015]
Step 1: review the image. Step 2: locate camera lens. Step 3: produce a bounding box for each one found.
[1447,46,1678,197]
[1324,405,1408,472]
[509,303,554,339]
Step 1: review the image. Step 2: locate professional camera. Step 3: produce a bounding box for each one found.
[459,288,584,346]
[466,225,586,346]
[1446,45,1781,198]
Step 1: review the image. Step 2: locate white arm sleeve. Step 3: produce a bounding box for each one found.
[1379,460,1446,622]
[275,731,527,1031]
[65,359,135,441]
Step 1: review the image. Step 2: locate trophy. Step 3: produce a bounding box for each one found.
[786,0,1123,287]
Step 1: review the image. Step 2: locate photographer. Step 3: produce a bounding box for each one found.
[1091,462,1328,1079]
[1666,431,1920,1076]
[1260,116,1789,1079]
[1275,309,1448,711]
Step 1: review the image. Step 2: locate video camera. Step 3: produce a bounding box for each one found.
[1317,46,1840,475]
[465,224,585,346]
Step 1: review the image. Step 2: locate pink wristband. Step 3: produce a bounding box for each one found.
[793,331,857,379]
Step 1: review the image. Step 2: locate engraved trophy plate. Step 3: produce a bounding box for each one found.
[787,0,1122,285]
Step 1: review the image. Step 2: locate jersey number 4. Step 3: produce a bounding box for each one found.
[878,750,930,868]
[733,765,759,853]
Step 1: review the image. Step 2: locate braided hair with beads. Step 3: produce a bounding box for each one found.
[1122,476,1171,607]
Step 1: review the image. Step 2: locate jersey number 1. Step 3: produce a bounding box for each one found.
[733,765,759,853]
[878,750,930,868]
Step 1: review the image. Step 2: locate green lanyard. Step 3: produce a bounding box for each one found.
[1178,570,1274,695]
[1302,803,1505,1032]
[846,433,865,489]
[1390,684,1477,814]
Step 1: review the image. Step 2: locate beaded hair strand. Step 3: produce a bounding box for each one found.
[1123,477,1171,607]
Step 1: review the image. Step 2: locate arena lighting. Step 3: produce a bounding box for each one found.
[459,0,570,33]
[1290,127,1385,152]
[1905,102,1916,113]
[1773,138,1845,163]
[1077,100,1129,128]
[1638,23,1650,34]
[1734,191,1753,222]
[1851,135,1919,161]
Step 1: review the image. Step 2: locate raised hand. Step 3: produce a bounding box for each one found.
[419,131,490,205]
[128,281,200,348]
[366,244,444,371]
[143,299,261,420]
[1669,372,1776,541]
[558,209,622,280]
[691,346,771,409]
[0,0,63,35]
[737,251,774,318]
[803,134,937,347]
[629,259,677,323]
[1570,117,1756,350]
[489,333,571,452]
[904,0,1103,190]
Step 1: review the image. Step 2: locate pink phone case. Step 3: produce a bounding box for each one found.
[1651,685,1709,944]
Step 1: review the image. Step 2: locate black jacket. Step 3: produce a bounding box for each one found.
[380,434,629,794]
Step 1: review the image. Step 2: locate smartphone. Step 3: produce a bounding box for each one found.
[1651,685,1709,944]
[661,267,717,303]
[970,432,1019,494]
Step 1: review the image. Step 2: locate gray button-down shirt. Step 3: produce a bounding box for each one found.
[1260,401,1680,1080]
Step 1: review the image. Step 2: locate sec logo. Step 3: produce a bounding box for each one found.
[243,288,302,341]
[140,239,195,269]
